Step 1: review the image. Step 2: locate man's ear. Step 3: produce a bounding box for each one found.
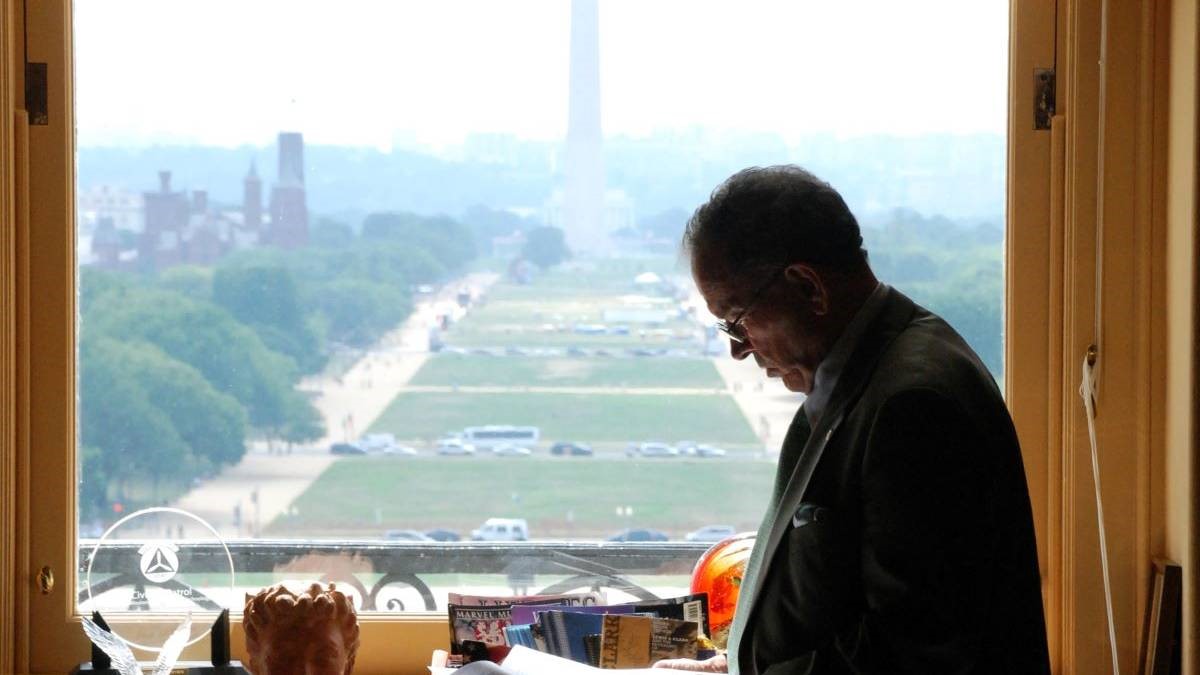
[784,264,830,315]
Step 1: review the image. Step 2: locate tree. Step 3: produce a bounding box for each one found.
[79,337,190,501]
[86,287,301,429]
[213,264,326,373]
[310,217,355,249]
[361,211,477,269]
[118,340,249,467]
[282,395,325,444]
[158,265,213,301]
[79,336,250,517]
[637,208,690,240]
[80,267,135,314]
[310,278,410,347]
[521,225,570,269]
[461,204,541,255]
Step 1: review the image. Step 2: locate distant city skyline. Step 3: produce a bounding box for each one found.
[75,1,1008,150]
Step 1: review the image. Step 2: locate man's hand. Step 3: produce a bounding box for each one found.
[652,653,728,672]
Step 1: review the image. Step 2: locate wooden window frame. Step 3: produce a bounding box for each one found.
[8,0,1195,673]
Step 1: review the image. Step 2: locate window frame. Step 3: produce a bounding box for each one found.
[15,0,1181,672]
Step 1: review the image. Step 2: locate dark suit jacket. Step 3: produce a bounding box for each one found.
[728,288,1049,675]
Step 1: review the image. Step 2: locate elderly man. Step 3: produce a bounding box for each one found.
[658,166,1049,674]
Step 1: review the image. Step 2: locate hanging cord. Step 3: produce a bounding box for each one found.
[1080,350,1120,674]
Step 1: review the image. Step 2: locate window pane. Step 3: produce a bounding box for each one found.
[75,0,1008,616]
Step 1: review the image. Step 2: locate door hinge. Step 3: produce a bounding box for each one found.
[1034,68,1055,130]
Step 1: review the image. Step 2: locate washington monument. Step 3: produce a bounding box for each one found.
[563,0,606,254]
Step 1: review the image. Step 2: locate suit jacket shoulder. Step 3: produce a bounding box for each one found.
[740,288,1049,675]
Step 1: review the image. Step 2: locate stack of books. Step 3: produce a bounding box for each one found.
[439,590,715,670]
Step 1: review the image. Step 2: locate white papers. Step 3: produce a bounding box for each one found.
[499,645,663,674]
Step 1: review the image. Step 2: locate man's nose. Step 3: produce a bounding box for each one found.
[730,337,753,360]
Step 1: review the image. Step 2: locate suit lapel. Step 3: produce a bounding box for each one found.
[726,405,811,673]
[730,289,915,674]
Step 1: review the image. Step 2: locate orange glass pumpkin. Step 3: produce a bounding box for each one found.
[689,532,755,649]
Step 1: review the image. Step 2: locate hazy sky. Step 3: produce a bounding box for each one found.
[75,1,1008,149]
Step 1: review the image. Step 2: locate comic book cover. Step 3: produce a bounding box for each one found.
[449,604,514,662]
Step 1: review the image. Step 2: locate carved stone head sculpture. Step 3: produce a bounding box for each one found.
[244,583,360,675]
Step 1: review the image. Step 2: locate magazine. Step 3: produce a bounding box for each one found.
[598,614,699,669]
[448,604,516,662]
[448,591,605,661]
[626,592,710,636]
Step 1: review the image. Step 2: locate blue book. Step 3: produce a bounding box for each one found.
[537,607,645,664]
[503,623,536,649]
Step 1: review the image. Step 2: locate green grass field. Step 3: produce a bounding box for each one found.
[536,258,688,290]
[410,354,724,389]
[368,391,760,445]
[443,259,701,350]
[443,299,699,350]
[282,255,773,539]
[267,457,774,538]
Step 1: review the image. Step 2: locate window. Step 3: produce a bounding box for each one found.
[21,1,1073,672]
[74,0,1007,616]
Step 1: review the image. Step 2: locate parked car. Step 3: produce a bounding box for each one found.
[606,528,669,542]
[550,441,593,456]
[383,529,432,541]
[436,439,476,456]
[628,441,678,458]
[424,528,461,542]
[693,444,727,458]
[381,444,418,456]
[471,518,529,541]
[330,442,367,456]
[493,444,532,457]
[685,525,737,542]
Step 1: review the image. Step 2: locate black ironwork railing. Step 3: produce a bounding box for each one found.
[79,540,711,612]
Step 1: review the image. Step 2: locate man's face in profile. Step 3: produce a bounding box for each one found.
[692,250,828,395]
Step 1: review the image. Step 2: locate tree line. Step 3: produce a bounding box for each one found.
[79,211,477,522]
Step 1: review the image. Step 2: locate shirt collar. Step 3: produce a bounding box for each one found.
[803,282,889,427]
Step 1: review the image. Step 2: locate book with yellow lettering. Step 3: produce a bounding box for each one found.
[597,614,698,669]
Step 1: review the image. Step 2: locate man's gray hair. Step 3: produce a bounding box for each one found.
[683,165,867,280]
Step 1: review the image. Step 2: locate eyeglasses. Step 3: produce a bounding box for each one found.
[714,267,787,343]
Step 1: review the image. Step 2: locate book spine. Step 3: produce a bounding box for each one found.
[600,615,620,669]
[549,615,570,658]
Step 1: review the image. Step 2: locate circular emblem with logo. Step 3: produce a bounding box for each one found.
[137,541,180,583]
[83,507,235,653]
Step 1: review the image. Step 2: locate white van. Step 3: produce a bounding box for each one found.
[471,517,530,541]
